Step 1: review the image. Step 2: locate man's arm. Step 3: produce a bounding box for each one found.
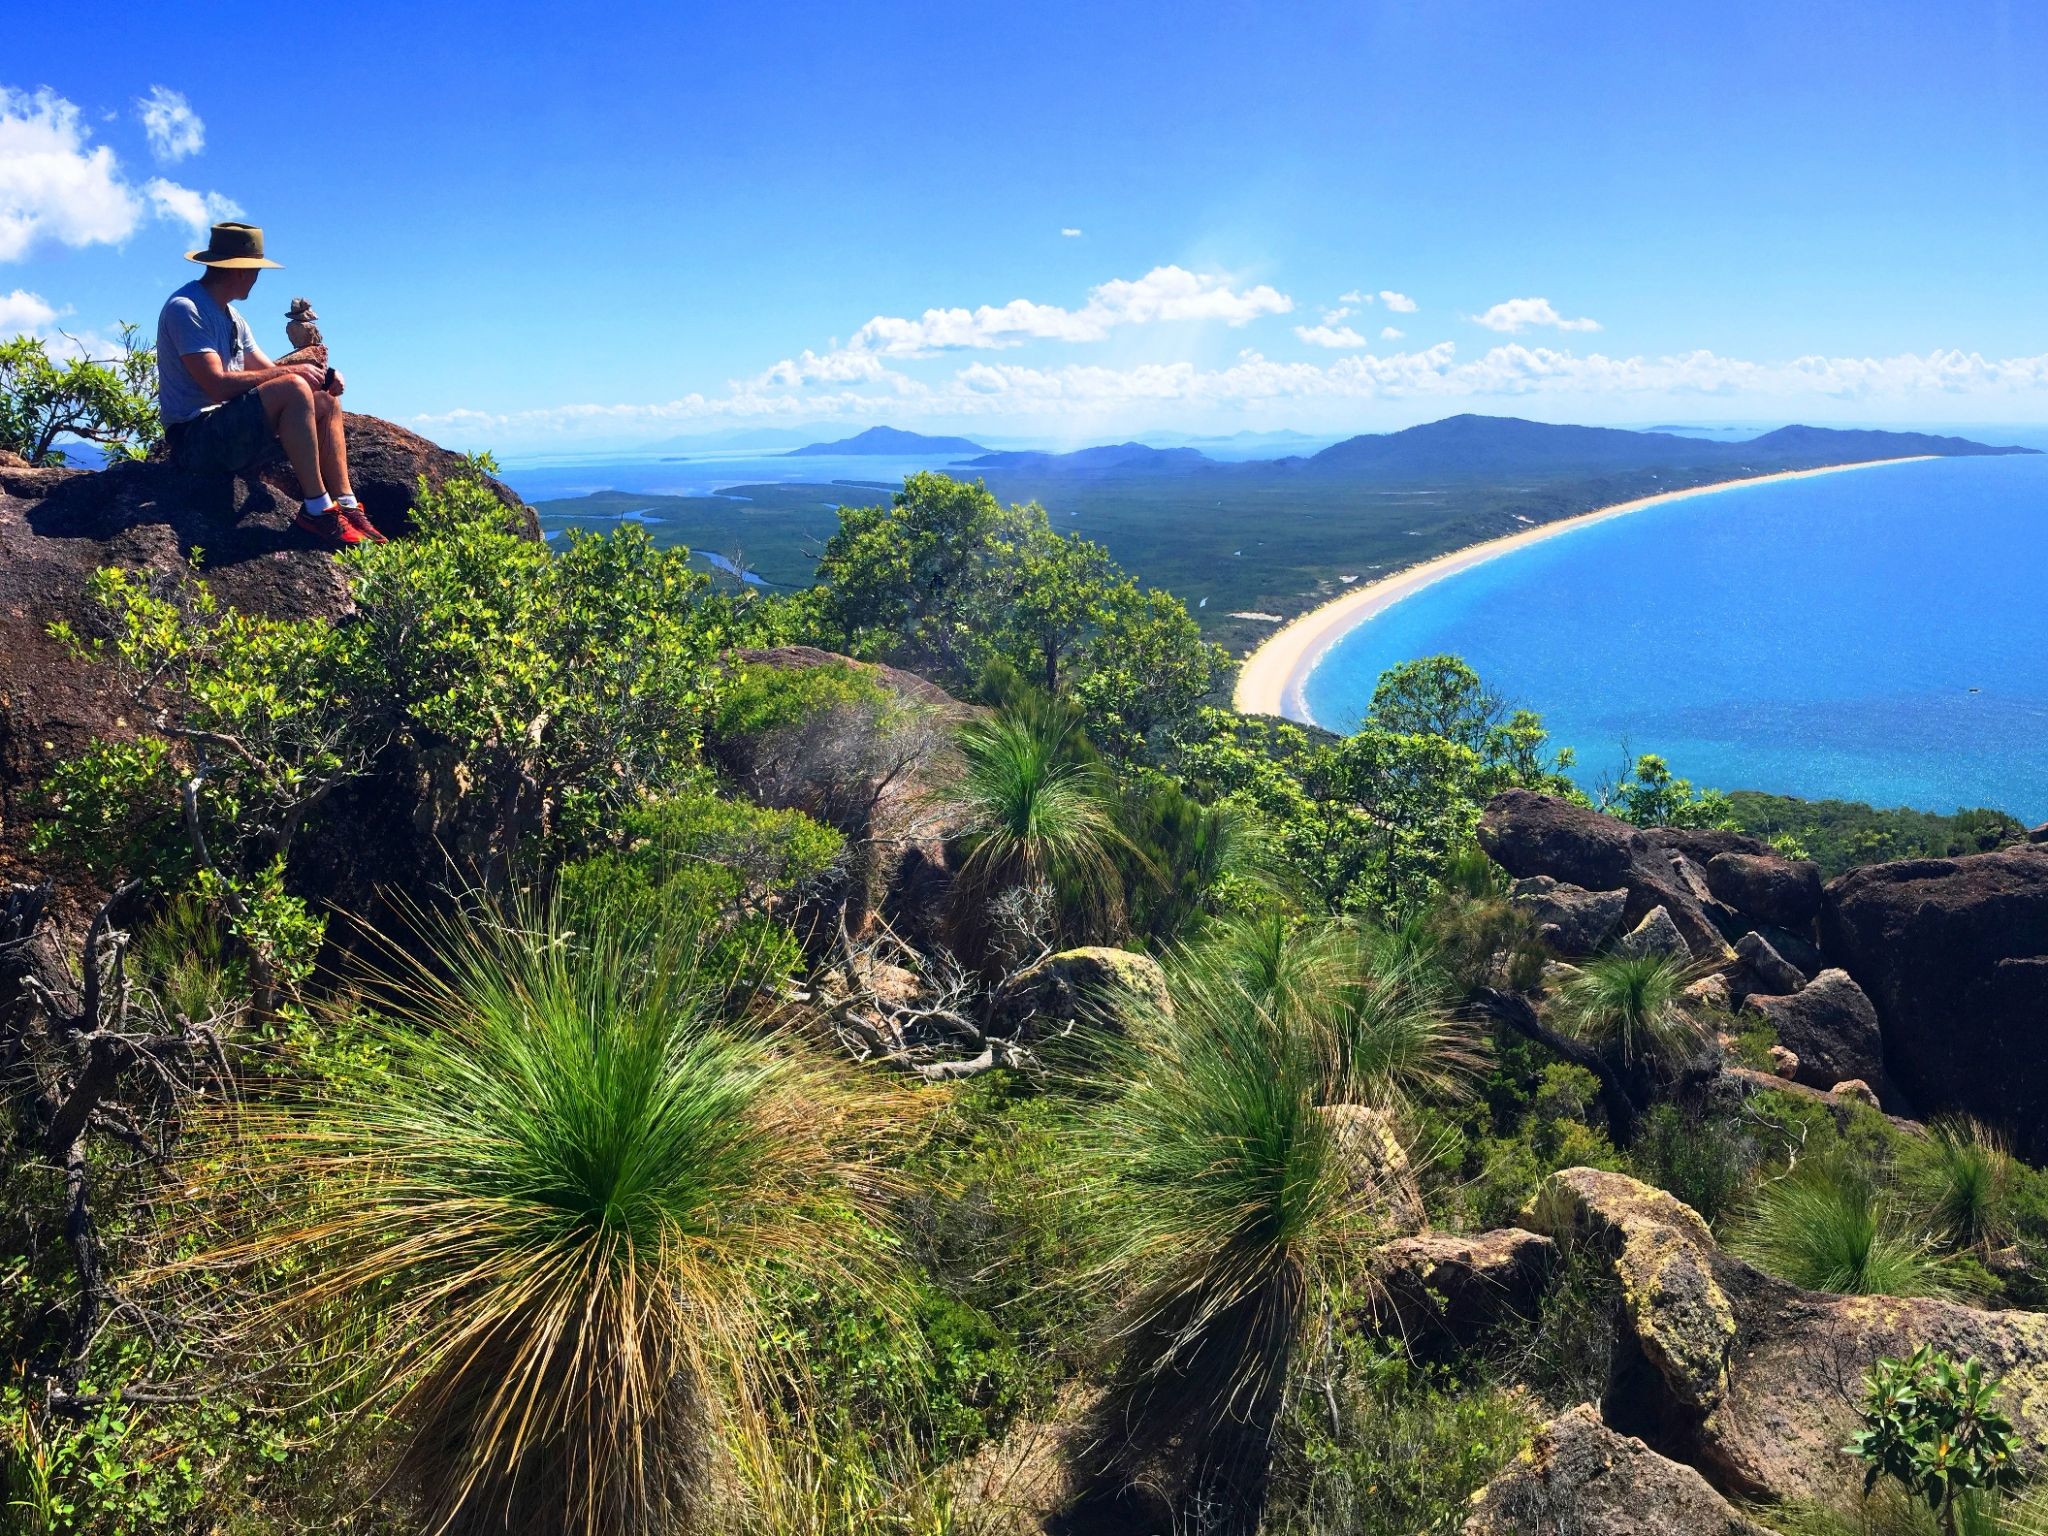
[178,348,325,405]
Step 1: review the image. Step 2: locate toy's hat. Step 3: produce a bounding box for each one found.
[185,222,282,269]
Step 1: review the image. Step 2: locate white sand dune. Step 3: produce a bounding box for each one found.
[1232,457,1936,723]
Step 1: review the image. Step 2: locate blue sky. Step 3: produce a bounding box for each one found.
[7,0,2048,449]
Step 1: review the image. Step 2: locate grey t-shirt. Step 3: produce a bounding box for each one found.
[156,279,255,426]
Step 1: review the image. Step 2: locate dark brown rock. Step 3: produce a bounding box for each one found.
[1733,930,1805,999]
[1742,969,1884,1095]
[1706,851,1823,930]
[1819,845,2048,1157]
[1478,791,1732,962]
[1510,875,1628,956]
[1461,1405,1770,1536]
[1370,1228,1556,1356]
[1638,826,1772,863]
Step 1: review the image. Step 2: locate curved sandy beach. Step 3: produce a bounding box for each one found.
[1232,456,1936,724]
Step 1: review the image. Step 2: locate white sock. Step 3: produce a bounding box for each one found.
[336,493,359,508]
[304,492,336,517]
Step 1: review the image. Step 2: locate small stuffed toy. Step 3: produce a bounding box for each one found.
[277,297,327,368]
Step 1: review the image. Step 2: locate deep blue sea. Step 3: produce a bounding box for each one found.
[1301,455,2048,821]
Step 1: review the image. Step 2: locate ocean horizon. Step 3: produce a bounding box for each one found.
[1302,453,2048,822]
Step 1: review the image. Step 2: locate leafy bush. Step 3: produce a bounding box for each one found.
[1629,1104,1755,1226]
[1849,1347,2024,1536]
[0,326,159,465]
[1261,1341,1534,1536]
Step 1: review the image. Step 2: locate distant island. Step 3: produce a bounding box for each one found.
[784,426,989,457]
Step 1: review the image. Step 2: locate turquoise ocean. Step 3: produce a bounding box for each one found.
[1300,454,2048,822]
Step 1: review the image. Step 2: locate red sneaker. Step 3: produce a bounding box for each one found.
[336,501,388,544]
[295,507,364,545]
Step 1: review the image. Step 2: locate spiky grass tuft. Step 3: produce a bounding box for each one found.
[1734,1157,1956,1300]
[177,897,901,1536]
[1907,1116,2017,1254]
[1550,950,1707,1070]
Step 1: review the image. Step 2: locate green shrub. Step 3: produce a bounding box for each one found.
[711,658,891,743]
[1549,951,1706,1070]
[1848,1347,2024,1536]
[1262,1341,1535,1536]
[1629,1104,1755,1226]
[1904,1118,2018,1254]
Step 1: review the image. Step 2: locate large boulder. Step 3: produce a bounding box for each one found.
[710,644,976,942]
[1819,845,2048,1158]
[1707,851,1823,931]
[1617,905,1689,961]
[1369,1228,1556,1356]
[1741,969,1886,1096]
[1524,1168,2048,1507]
[1478,792,1732,962]
[1638,826,1772,864]
[1732,930,1805,999]
[1510,875,1627,957]
[0,415,526,904]
[1462,1405,1771,1536]
[985,946,1170,1044]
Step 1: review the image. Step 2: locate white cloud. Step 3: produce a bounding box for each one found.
[137,86,203,162]
[1294,322,1367,349]
[1380,326,1405,340]
[1339,289,1366,305]
[1060,226,1082,237]
[143,177,242,236]
[1319,304,1353,323]
[759,265,1294,384]
[0,87,143,261]
[1472,296,1599,333]
[1380,290,1418,313]
[0,287,59,335]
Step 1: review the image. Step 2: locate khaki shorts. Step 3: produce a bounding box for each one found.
[165,391,273,474]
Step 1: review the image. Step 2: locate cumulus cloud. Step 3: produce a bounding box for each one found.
[1472,296,1599,333]
[1294,321,1367,349]
[0,287,59,335]
[0,87,143,260]
[144,177,242,236]
[1380,326,1405,340]
[1060,226,1082,237]
[1339,289,1365,305]
[758,265,1294,385]
[137,86,203,162]
[1380,290,1417,313]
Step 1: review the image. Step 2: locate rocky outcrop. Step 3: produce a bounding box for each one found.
[1370,1228,1556,1356]
[1741,969,1885,1096]
[711,645,976,942]
[1524,1167,2048,1508]
[1478,792,1730,961]
[1509,876,1627,957]
[1706,852,1822,931]
[1732,930,1804,999]
[1617,905,1689,961]
[1322,1105,1426,1236]
[1461,1405,1771,1536]
[1819,845,2048,1158]
[986,946,1170,1046]
[0,415,526,901]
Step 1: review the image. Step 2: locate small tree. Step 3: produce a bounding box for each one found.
[1847,1346,2024,1536]
[0,325,160,465]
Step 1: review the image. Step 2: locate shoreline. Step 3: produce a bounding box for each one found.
[1231,456,1938,724]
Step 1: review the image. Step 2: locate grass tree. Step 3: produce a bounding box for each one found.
[1905,1117,2018,1256]
[1735,1157,1957,1300]
[1183,914,1480,1113]
[1066,973,1403,1535]
[178,897,900,1536]
[948,707,1132,962]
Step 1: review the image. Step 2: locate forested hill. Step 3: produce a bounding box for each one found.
[785,425,988,456]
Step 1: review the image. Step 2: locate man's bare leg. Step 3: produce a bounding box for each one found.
[314,390,354,500]
[257,375,326,500]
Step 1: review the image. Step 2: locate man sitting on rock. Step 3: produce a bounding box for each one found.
[155,221,385,545]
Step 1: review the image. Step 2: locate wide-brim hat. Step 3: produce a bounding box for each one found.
[185,221,282,269]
